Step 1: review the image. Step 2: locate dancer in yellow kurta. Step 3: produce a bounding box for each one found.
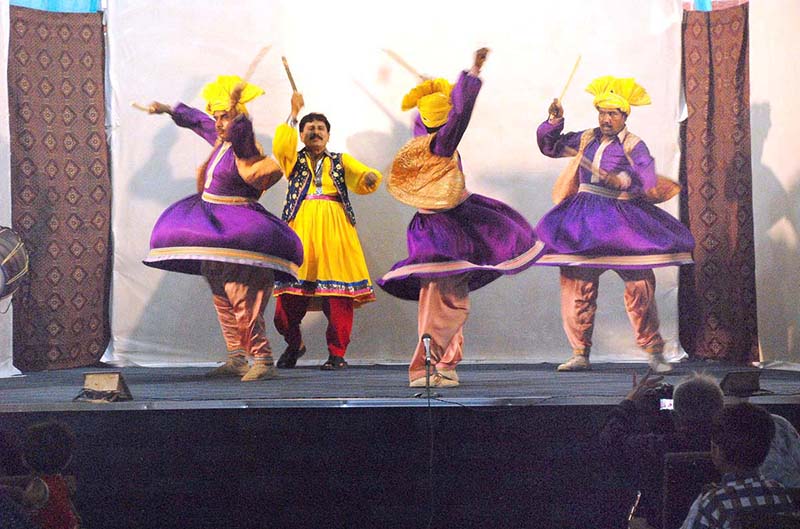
[272,92,382,370]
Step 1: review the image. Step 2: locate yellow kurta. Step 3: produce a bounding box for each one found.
[273,123,382,308]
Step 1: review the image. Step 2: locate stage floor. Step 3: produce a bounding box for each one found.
[2,359,799,412]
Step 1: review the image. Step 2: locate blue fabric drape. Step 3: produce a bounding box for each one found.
[9,0,100,13]
[694,0,713,11]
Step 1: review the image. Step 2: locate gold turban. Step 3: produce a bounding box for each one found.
[201,75,265,116]
[586,75,650,115]
[401,78,453,128]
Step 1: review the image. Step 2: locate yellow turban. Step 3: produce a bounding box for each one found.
[401,78,453,128]
[586,75,651,115]
[201,75,265,116]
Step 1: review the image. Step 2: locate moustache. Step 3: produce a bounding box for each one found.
[308,133,322,140]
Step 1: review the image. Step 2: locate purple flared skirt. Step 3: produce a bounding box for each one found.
[377,193,543,300]
[534,190,694,269]
[143,194,303,283]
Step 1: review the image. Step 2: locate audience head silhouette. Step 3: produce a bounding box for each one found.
[673,372,724,428]
[22,421,75,475]
[711,402,776,472]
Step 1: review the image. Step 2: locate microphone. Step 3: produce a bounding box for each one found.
[421,333,432,366]
[412,334,437,398]
[421,333,433,397]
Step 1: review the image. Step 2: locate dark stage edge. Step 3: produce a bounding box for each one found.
[1,360,799,411]
[3,361,800,529]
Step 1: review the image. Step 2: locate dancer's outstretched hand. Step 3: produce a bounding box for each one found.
[148,101,172,115]
[548,98,564,121]
[290,92,305,121]
[625,369,664,402]
[363,172,379,191]
[471,47,490,75]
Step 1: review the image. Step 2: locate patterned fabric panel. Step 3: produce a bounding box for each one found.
[678,4,758,363]
[8,7,111,370]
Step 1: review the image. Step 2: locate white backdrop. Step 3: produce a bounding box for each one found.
[750,0,800,365]
[2,1,795,374]
[101,0,686,367]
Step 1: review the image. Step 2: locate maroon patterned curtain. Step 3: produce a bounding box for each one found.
[678,4,757,364]
[8,6,111,371]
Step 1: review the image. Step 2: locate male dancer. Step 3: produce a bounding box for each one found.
[145,75,303,381]
[534,76,694,373]
[379,49,542,387]
[272,92,382,370]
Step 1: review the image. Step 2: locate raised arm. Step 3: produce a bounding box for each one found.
[272,92,304,177]
[429,48,488,157]
[536,105,585,159]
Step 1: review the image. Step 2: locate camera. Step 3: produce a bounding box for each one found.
[640,382,674,415]
[644,382,674,401]
[639,382,675,433]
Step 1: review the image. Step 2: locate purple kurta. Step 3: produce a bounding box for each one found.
[534,120,694,269]
[377,71,543,301]
[143,104,303,282]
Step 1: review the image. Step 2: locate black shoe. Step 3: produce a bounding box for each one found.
[276,345,306,369]
[320,355,347,371]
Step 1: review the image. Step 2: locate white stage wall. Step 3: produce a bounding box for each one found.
[750,0,800,364]
[102,0,685,366]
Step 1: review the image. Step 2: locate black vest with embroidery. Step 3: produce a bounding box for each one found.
[281,150,356,225]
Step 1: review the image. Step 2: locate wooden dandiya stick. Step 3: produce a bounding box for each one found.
[558,54,582,103]
[132,46,273,114]
[563,145,602,179]
[242,45,272,84]
[130,101,151,113]
[382,48,425,81]
[281,56,299,93]
[231,45,272,109]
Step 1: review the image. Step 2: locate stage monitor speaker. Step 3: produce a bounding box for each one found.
[719,370,762,397]
[73,371,133,403]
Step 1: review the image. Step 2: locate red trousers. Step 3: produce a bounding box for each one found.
[273,295,354,357]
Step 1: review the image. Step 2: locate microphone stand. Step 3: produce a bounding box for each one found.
[424,337,431,399]
[413,334,439,399]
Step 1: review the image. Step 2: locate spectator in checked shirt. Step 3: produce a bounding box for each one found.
[681,402,799,528]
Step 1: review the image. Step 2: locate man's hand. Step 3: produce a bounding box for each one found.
[470,47,490,76]
[625,369,664,403]
[148,101,173,115]
[291,92,305,120]
[548,98,564,121]
[474,47,489,69]
[602,170,632,190]
[363,172,379,191]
